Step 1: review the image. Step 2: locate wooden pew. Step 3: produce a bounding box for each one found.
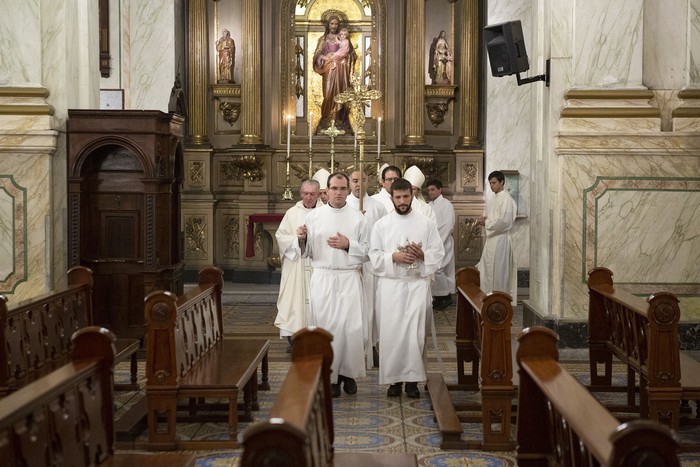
[241,327,418,467]
[426,266,515,450]
[0,326,195,466]
[588,267,700,435]
[0,266,139,395]
[0,267,144,438]
[144,266,270,450]
[516,326,680,467]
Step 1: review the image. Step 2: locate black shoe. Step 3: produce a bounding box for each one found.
[372,346,379,368]
[405,382,420,398]
[341,376,357,394]
[331,383,341,398]
[387,382,402,397]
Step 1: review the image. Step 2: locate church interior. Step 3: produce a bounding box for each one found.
[1,0,700,465]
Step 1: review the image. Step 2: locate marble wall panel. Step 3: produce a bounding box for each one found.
[643,0,687,89]
[691,0,700,86]
[487,0,532,269]
[0,154,50,298]
[123,0,176,110]
[0,0,41,85]
[557,153,699,320]
[573,0,643,87]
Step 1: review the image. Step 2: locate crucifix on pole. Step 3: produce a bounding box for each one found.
[334,75,382,212]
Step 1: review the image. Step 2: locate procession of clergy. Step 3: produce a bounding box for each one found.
[273,163,517,399]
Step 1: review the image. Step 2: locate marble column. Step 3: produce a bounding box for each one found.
[239,0,263,145]
[402,0,426,146]
[187,0,209,145]
[456,0,481,148]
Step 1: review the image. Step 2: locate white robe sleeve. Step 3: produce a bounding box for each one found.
[276,209,301,262]
[369,221,396,277]
[485,193,516,234]
[346,215,370,266]
[417,220,445,277]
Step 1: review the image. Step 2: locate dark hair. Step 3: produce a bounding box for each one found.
[389,178,413,194]
[426,179,443,189]
[328,172,349,187]
[382,165,402,180]
[488,170,505,183]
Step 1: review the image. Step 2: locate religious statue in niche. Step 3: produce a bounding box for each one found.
[429,30,453,85]
[313,13,357,134]
[216,28,235,83]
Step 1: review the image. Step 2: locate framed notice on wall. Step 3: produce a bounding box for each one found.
[502,170,521,216]
[99,89,124,110]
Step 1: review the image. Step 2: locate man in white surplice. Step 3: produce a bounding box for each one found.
[426,178,456,310]
[369,178,444,399]
[476,170,518,306]
[370,164,401,214]
[347,170,387,368]
[274,180,322,351]
[297,172,370,397]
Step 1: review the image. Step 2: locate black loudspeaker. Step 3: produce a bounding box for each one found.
[484,20,530,77]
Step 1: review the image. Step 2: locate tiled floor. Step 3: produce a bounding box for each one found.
[113,284,700,466]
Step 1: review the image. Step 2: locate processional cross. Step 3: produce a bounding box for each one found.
[334,75,382,211]
[321,119,344,172]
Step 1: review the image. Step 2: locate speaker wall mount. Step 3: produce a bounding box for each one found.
[484,20,550,87]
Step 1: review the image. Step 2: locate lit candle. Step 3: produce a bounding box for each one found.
[354,132,357,151]
[377,117,382,156]
[286,114,291,158]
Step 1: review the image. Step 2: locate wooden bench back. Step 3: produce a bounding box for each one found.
[241,327,334,467]
[0,326,117,466]
[0,266,93,395]
[455,266,513,386]
[516,327,680,467]
[144,266,224,385]
[587,267,682,389]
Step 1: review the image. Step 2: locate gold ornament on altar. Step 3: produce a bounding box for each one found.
[334,74,381,211]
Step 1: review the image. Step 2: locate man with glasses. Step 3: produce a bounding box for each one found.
[371,165,402,213]
[297,172,370,397]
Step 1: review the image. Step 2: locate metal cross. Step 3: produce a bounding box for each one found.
[334,75,382,132]
[321,119,344,170]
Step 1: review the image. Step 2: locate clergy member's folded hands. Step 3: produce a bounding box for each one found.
[296,224,307,239]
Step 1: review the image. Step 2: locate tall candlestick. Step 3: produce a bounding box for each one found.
[309,112,313,149]
[354,132,357,151]
[282,114,293,200]
[287,114,291,157]
[377,117,382,156]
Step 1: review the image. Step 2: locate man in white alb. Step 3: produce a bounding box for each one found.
[347,170,387,368]
[370,164,401,214]
[274,180,322,351]
[369,178,444,398]
[297,172,370,397]
[476,170,518,306]
[426,178,456,310]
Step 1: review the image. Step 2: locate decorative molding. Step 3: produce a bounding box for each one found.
[211,83,242,97]
[425,84,456,98]
[146,194,155,267]
[222,216,239,257]
[582,176,700,294]
[565,89,655,100]
[222,155,264,182]
[185,216,207,256]
[219,101,241,126]
[402,156,448,182]
[188,161,205,187]
[458,217,482,261]
[0,87,50,98]
[561,107,660,118]
[426,102,452,127]
[0,175,27,293]
[0,104,54,116]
